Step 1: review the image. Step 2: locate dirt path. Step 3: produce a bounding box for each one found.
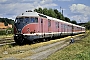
[23,40,69,60]
[4,39,70,60]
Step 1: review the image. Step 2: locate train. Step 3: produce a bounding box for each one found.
[14,11,85,45]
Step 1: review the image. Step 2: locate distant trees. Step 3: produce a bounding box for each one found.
[0,18,14,35]
[54,9,64,20]
[0,18,14,26]
[85,21,90,30]
[64,17,70,22]
[71,20,77,24]
[34,8,65,20]
[34,8,76,24]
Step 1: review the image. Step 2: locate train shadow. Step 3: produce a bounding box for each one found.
[10,43,19,47]
[25,35,71,45]
[12,34,86,46]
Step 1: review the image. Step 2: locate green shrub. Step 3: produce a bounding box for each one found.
[0,30,6,35]
[6,28,13,34]
[0,28,13,35]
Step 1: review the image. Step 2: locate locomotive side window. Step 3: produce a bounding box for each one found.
[24,17,29,23]
[19,17,23,22]
[35,17,38,23]
[30,17,34,22]
[30,17,38,23]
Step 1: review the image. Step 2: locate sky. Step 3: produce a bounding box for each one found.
[0,0,90,23]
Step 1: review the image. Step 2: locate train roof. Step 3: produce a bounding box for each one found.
[17,11,85,28]
[17,12,39,17]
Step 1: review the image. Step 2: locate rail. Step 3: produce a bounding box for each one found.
[0,37,15,46]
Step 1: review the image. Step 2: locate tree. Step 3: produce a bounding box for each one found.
[47,8,57,18]
[71,20,77,24]
[54,9,60,19]
[34,8,69,22]
[4,19,8,26]
[64,17,70,22]
[0,18,14,25]
[43,8,48,15]
[85,21,90,30]
[34,9,38,12]
[34,8,43,13]
[38,8,43,13]
[54,9,59,14]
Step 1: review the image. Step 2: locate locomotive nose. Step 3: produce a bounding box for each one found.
[22,24,38,34]
[14,22,25,34]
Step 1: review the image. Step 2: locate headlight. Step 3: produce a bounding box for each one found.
[15,35,18,36]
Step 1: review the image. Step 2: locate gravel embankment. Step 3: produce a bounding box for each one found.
[23,40,69,60]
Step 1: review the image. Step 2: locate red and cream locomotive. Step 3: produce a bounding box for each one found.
[14,11,85,45]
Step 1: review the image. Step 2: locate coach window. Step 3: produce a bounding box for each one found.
[48,20,51,27]
[58,22,59,28]
[41,19,43,23]
[55,22,58,28]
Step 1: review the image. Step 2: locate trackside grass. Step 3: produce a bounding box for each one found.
[46,31,90,60]
[0,33,87,59]
[0,34,13,39]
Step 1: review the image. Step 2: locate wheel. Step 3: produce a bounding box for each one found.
[42,39,46,42]
[14,36,25,45]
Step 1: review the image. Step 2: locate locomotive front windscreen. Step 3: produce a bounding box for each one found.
[15,17,38,23]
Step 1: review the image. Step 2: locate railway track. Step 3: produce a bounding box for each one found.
[0,37,15,46]
[0,33,86,47]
